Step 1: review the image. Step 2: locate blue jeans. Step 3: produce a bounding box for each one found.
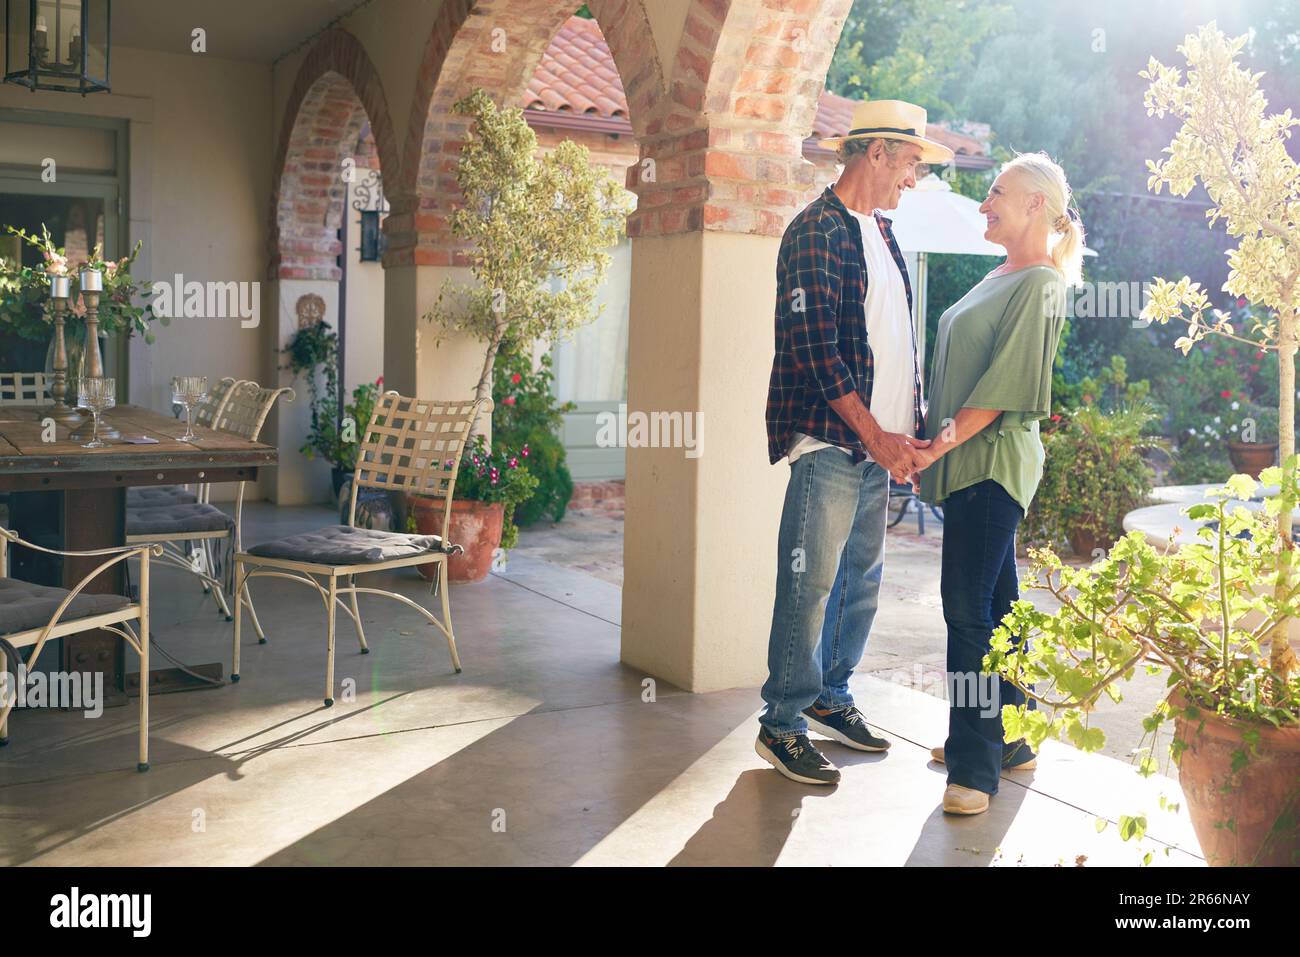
[940,479,1036,795]
[760,447,890,737]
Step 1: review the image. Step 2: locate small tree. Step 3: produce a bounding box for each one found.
[1140,22,1300,685]
[425,89,633,427]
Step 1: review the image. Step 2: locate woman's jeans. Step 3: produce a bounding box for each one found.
[941,479,1036,795]
[760,447,889,737]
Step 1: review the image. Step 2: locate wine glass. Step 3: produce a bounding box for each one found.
[172,376,208,442]
[79,377,116,449]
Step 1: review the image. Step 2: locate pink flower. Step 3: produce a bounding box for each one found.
[1220,390,1232,398]
[502,396,516,406]
[511,373,522,384]
[521,444,530,457]
[508,456,519,468]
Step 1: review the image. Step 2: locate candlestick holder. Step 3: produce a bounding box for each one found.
[47,276,83,426]
[69,269,120,440]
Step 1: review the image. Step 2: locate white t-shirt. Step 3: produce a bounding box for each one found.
[787,208,917,464]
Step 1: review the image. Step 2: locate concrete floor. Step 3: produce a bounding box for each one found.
[0,501,1203,866]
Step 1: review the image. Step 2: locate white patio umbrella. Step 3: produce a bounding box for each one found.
[888,173,1096,379]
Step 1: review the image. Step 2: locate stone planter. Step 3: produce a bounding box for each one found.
[407,495,503,584]
[1171,689,1300,866]
[1226,440,1278,479]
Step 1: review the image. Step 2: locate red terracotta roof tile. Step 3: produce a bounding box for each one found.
[525,16,987,158]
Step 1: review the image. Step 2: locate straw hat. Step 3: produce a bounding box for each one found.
[818,99,955,165]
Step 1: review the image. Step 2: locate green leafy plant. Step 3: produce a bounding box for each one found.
[993,466,1300,766]
[1055,354,1151,414]
[0,224,159,342]
[492,347,575,525]
[302,378,381,473]
[281,320,351,469]
[1140,23,1300,684]
[1024,402,1159,552]
[424,88,633,426]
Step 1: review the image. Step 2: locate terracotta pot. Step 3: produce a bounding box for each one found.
[407,495,504,584]
[1226,440,1278,480]
[1067,523,1101,559]
[1170,689,1300,866]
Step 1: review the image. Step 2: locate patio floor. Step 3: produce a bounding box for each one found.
[0,502,1204,866]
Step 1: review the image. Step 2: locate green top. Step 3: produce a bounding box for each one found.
[919,265,1066,512]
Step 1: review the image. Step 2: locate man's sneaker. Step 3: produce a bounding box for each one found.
[755,729,841,785]
[929,744,1036,770]
[802,703,891,752]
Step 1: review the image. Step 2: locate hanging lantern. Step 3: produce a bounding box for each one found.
[351,169,389,263]
[5,1,111,94]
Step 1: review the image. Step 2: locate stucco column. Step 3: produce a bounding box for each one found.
[381,264,483,402]
[621,229,788,692]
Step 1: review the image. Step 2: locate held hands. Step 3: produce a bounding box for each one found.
[863,430,934,485]
[905,443,944,492]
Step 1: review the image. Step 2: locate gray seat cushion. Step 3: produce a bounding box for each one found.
[246,525,445,564]
[127,485,198,507]
[0,577,132,636]
[127,502,234,536]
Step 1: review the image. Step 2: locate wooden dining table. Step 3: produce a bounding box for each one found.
[0,403,277,704]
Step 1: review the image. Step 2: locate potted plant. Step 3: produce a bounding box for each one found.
[407,435,538,583]
[991,469,1300,865]
[1140,22,1300,708]
[1226,402,1279,479]
[423,89,633,430]
[1024,401,1158,557]
[281,319,355,495]
[994,23,1300,866]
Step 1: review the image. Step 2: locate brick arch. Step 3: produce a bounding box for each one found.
[623,0,855,238]
[270,28,400,280]
[387,0,667,265]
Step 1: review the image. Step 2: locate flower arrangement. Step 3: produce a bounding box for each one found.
[0,225,159,343]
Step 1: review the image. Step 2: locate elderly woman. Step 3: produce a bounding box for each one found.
[910,152,1083,815]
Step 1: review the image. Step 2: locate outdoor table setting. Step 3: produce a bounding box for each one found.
[0,375,277,704]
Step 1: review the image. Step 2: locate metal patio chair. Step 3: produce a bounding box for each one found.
[126,382,294,633]
[231,392,489,706]
[0,372,51,406]
[0,528,159,771]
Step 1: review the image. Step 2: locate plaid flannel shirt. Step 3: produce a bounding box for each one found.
[766,185,925,465]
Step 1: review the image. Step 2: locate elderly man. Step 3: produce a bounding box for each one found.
[758,100,955,784]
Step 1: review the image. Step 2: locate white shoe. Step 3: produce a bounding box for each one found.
[943,783,990,815]
[930,745,1036,770]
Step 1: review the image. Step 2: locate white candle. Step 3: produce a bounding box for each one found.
[50,275,72,299]
[79,268,103,292]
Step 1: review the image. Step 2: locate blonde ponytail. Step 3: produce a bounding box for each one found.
[1003,151,1086,286]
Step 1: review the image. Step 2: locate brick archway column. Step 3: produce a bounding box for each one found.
[265,28,399,504]
[395,0,850,693]
[618,0,851,693]
[619,120,818,692]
